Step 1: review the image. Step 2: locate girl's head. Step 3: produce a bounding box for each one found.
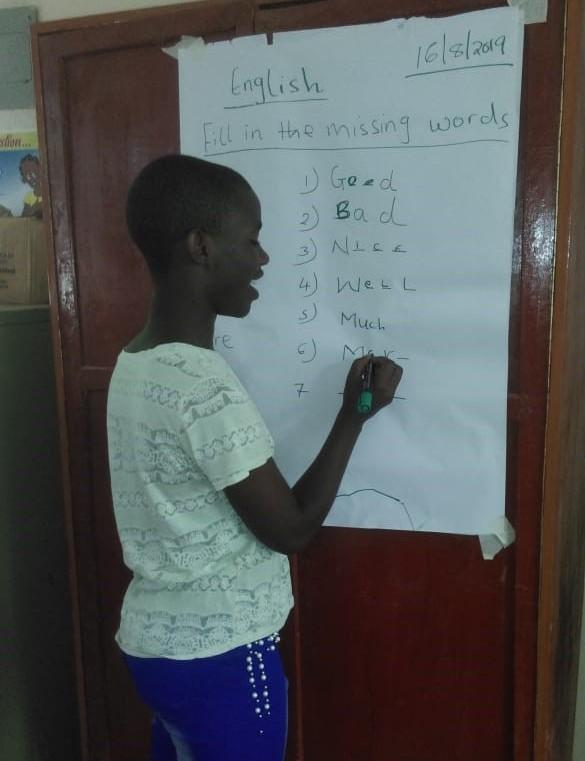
[126,155,268,318]
[126,154,253,277]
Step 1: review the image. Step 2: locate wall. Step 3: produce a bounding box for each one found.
[0,0,200,22]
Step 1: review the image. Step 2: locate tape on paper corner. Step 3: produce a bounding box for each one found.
[478,516,516,560]
[507,0,548,23]
[162,36,205,61]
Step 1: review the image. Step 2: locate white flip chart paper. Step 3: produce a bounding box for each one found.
[178,7,524,536]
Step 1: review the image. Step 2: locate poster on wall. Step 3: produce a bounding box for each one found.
[0,131,42,218]
[176,7,523,550]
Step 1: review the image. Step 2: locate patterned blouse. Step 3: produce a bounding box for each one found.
[106,343,293,659]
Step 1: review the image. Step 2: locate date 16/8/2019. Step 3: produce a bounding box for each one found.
[414,30,507,72]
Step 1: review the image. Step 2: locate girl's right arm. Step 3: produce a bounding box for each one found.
[224,356,402,554]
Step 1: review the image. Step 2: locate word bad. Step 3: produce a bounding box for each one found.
[335,198,407,226]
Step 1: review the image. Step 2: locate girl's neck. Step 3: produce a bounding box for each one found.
[127,278,216,352]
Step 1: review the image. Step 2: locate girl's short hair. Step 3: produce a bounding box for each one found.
[126,154,250,275]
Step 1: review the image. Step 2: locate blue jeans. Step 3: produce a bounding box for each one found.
[123,634,288,761]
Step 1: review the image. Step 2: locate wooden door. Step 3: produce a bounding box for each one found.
[32,1,585,759]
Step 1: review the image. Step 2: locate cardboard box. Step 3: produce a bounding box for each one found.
[0,218,49,305]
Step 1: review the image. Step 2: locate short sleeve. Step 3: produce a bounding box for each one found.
[181,362,274,491]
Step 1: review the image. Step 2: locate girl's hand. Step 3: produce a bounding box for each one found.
[341,355,403,421]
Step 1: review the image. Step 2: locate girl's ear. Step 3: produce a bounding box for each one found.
[185,229,212,267]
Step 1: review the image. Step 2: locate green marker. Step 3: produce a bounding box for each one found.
[357,354,374,413]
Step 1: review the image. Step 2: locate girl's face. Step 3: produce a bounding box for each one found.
[207,187,269,318]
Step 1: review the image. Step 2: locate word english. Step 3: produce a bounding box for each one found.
[230,66,325,106]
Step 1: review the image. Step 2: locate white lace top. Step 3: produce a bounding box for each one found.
[106,343,293,659]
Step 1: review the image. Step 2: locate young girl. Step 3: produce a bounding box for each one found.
[107,154,402,761]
